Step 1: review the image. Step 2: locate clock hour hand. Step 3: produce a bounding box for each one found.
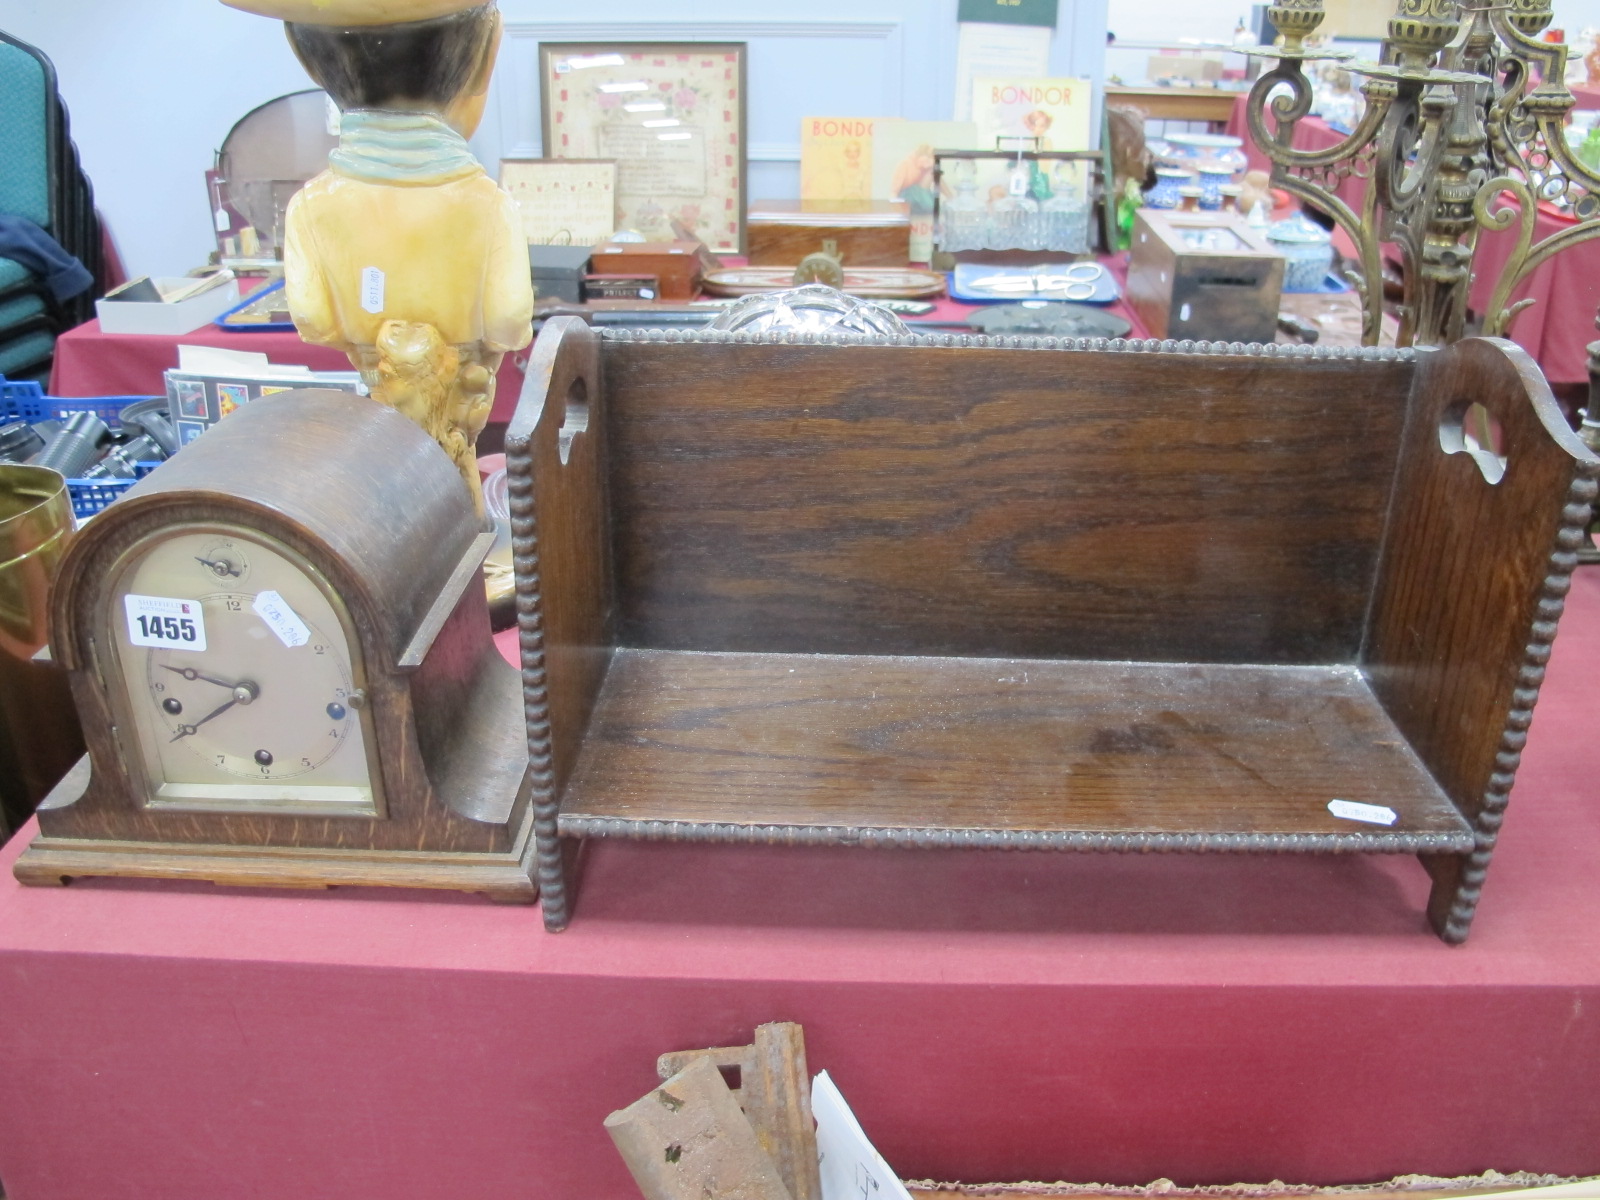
[162,664,239,690]
[168,680,259,742]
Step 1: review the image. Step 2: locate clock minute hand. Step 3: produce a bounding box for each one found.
[168,680,259,742]
[170,697,238,742]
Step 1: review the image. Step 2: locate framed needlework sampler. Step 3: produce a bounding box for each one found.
[499,157,618,246]
[539,42,748,253]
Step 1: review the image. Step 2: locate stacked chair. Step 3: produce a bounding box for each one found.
[0,30,104,385]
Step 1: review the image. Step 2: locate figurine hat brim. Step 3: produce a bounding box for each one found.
[221,0,490,25]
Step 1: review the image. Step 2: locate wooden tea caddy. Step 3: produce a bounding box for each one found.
[510,318,1598,941]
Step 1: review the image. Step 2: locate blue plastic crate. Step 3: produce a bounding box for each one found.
[1,376,169,520]
[65,462,161,521]
[0,376,156,429]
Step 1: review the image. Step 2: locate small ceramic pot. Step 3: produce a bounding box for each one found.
[1197,167,1234,210]
[1268,212,1335,292]
[1147,168,1193,209]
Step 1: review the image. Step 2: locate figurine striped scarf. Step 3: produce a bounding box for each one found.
[328,109,480,184]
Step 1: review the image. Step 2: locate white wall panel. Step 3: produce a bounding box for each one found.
[3,0,1109,277]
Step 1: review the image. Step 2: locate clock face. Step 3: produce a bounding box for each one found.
[106,527,379,817]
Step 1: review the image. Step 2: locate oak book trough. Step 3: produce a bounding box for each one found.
[508,317,1598,941]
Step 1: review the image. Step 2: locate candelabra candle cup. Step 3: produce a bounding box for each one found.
[1219,184,1244,212]
[1178,186,1205,212]
[1147,168,1194,209]
[1268,0,1326,50]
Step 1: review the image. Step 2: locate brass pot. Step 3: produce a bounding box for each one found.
[0,465,82,837]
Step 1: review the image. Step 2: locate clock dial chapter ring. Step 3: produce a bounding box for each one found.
[144,591,357,782]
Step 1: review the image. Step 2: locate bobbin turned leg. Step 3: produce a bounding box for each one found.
[1421,851,1488,944]
[503,316,613,934]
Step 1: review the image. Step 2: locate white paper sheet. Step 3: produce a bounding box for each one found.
[953,22,1054,121]
[176,345,314,377]
[812,1070,915,1200]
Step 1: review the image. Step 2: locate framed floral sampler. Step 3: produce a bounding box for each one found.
[538,42,748,253]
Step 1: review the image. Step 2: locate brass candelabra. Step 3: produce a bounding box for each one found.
[1242,0,1600,351]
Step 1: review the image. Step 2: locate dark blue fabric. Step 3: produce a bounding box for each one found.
[0,213,90,301]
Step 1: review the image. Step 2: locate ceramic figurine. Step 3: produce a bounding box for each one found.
[220,0,534,515]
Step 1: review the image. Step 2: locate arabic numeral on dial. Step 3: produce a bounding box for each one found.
[301,757,312,768]
[329,728,340,738]
[226,599,242,612]
[313,644,326,656]
[154,681,165,692]
[216,754,225,766]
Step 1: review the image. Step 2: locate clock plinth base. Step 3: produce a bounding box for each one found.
[13,757,540,904]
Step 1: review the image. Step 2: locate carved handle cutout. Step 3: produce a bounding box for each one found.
[1439,400,1507,485]
[558,378,590,467]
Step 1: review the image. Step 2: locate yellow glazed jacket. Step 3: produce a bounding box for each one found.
[284,167,533,354]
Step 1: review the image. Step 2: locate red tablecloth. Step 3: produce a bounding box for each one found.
[1570,81,1600,111]
[1471,204,1600,386]
[50,316,532,423]
[4,562,1600,1197]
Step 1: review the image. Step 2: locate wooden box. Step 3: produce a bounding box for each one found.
[1127,209,1284,343]
[507,319,1598,942]
[746,200,911,267]
[589,242,703,301]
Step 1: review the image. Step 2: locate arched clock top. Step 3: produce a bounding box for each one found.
[50,389,483,673]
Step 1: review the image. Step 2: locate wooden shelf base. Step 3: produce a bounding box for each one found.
[559,651,1474,852]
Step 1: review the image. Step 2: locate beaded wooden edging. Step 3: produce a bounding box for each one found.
[504,430,570,927]
[558,817,1474,855]
[1436,467,1600,943]
[598,326,1420,360]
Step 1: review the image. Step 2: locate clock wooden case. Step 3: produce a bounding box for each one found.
[15,389,536,900]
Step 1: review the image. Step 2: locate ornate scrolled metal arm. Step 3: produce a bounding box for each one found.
[1237,0,1600,349]
[1243,61,1392,171]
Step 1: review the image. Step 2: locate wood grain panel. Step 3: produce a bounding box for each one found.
[1363,337,1600,939]
[560,649,1470,843]
[602,340,1414,663]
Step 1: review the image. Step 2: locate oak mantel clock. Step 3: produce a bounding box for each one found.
[14,389,536,901]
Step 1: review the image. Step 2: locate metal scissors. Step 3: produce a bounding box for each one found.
[967,262,1104,301]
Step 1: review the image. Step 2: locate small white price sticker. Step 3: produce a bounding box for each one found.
[360,266,385,314]
[1327,798,1398,826]
[125,595,208,652]
[252,590,311,648]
